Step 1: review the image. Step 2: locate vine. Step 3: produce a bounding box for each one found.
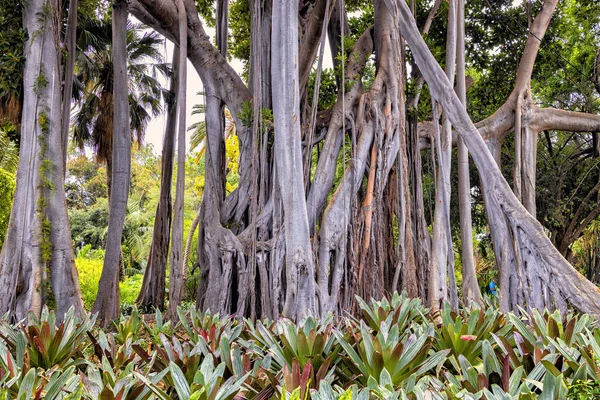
[37,106,55,306]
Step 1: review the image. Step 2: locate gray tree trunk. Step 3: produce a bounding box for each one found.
[0,0,84,321]
[92,0,130,325]
[272,0,316,320]
[456,0,482,306]
[167,0,188,320]
[393,0,600,317]
[137,51,178,311]
[61,0,77,168]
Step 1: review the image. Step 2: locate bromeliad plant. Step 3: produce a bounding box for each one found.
[248,315,341,393]
[434,302,511,367]
[334,316,449,389]
[0,307,95,370]
[0,293,600,398]
[355,292,427,334]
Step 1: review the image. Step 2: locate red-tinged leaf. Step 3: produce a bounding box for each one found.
[462,380,477,393]
[242,353,251,373]
[99,386,114,400]
[477,374,488,391]
[502,354,510,391]
[253,387,275,400]
[6,349,15,377]
[33,336,47,355]
[291,358,300,389]
[300,360,313,398]
[40,322,51,345]
[34,385,44,400]
[315,357,333,387]
[564,318,576,345]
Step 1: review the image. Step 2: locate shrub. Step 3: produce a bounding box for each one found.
[75,255,143,310]
[0,167,15,247]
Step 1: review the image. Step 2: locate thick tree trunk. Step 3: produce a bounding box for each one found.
[167,0,188,320]
[92,0,130,325]
[136,51,178,311]
[393,0,600,317]
[0,0,83,321]
[272,0,316,320]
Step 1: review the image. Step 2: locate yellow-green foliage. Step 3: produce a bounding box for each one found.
[0,168,15,247]
[75,255,143,309]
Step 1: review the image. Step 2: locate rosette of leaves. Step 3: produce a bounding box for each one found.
[0,307,95,370]
[249,315,341,392]
[434,302,511,367]
[333,318,449,389]
[355,291,427,334]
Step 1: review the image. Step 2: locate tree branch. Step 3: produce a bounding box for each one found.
[530,107,600,132]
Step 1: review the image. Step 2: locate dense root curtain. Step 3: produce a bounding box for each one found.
[390,0,600,317]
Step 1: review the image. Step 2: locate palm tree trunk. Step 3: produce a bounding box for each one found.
[92,0,130,325]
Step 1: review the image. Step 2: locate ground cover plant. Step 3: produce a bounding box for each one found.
[0,292,599,399]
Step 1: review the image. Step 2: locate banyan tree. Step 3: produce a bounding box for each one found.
[2,0,600,323]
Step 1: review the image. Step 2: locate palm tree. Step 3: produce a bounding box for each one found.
[72,16,168,198]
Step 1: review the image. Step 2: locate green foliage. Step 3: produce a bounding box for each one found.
[0,129,18,174]
[0,0,25,99]
[228,0,250,77]
[0,167,15,247]
[0,295,600,398]
[75,254,143,310]
[568,380,600,400]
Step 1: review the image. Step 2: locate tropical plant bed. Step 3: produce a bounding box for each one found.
[0,292,598,399]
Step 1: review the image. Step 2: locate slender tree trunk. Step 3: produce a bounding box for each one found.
[216,0,229,55]
[456,0,482,305]
[136,51,178,311]
[0,0,84,321]
[272,0,316,320]
[167,0,188,320]
[92,0,130,325]
[61,0,77,168]
[429,0,458,312]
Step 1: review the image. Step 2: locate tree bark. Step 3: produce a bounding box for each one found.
[61,0,77,168]
[393,0,600,317]
[0,0,84,321]
[92,0,130,325]
[167,0,188,320]
[136,51,178,311]
[272,0,316,320]
[456,0,482,306]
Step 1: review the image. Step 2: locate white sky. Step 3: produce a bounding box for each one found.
[143,25,333,154]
